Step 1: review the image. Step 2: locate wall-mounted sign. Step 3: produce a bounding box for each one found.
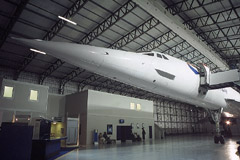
[107,124,113,135]
[119,119,124,124]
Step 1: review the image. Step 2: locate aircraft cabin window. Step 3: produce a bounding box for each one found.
[143,53,154,56]
[162,55,169,60]
[157,54,162,58]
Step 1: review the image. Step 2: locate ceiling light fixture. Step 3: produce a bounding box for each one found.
[58,16,77,25]
[30,48,46,55]
[224,112,234,118]
[226,120,231,125]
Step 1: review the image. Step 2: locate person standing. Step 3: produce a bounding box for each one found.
[142,127,146,141]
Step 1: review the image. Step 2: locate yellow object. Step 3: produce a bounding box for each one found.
[3,86,13,98]
[51,122,66,147]
[30,90,38,101]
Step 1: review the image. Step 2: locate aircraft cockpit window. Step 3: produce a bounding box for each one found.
[143,53,154,56]
[162,55,169,60]
[157,54,162,58]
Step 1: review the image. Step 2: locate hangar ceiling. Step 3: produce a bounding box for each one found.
[1,0,240,102]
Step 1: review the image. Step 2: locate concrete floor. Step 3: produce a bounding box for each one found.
[57,135,240,160]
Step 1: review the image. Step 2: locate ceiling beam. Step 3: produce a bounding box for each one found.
[163,40,191,56]
[39,59,64,84]
[79,0,136,44]
[184,6,240,30]
[59,68,85,94]
[132,0,228,70]
[197,25,240,40]
[136,30,177,51]
[39,0,136,85]
[0,0,29,49]
[164,0,232,64]
[197,0,240,58]
[109,16,160,49]
[166,0,221,15]
[15,0,88,81]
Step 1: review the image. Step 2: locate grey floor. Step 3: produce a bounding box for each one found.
[58,135,240,160]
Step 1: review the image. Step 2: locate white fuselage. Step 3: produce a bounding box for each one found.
[15,38,240,110]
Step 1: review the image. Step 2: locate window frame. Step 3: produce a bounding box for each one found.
[162,55,169,60]
[2,85,14,99]
[136,104,141,111]
[143,53,154,56]
[29,89,39,102]
[130,102,135,110]
[157,54,162,58]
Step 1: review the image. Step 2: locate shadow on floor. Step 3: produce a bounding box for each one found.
[48,147,78,160]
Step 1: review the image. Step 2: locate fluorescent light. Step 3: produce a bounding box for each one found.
[58,16,77,25]
[30,48,46,55]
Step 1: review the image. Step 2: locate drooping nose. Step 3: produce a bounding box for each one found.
[12,37,105,72]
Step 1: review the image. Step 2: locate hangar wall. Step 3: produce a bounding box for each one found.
[154,101,207,135]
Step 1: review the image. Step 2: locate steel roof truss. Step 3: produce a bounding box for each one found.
[59,68,85,94]
[79,0,136,44]
[15,0,88,81]
[166,0,221,15]
[109,16,160,49]
[184,6,240,30]
[137,31,177,51]
[0,0,29,49]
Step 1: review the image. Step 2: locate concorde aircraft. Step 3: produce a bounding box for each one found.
[13,37,240,144]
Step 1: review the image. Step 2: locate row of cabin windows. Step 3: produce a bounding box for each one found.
[2,86,39,101]
[143,52,169,60]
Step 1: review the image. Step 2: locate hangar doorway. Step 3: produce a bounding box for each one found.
[66,118,78,145]
[149,126,153,139]
[117,126,132,142]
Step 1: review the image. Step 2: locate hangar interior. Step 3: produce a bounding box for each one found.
[1,0,240,160]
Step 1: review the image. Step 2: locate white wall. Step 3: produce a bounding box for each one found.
[86,90,154,145]
[0,78,49,125]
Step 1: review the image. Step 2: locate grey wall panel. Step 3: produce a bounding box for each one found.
[65,91,88,145]
[47,94,65,119]
[0,78,49,113]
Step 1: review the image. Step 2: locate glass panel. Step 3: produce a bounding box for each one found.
[157,54,162,58]
[136,104,141,111]
[130,103,135,110]
[162,55,169,60]
[143,53,154,56]
[3,86,13,98]
[30,90,38,101]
